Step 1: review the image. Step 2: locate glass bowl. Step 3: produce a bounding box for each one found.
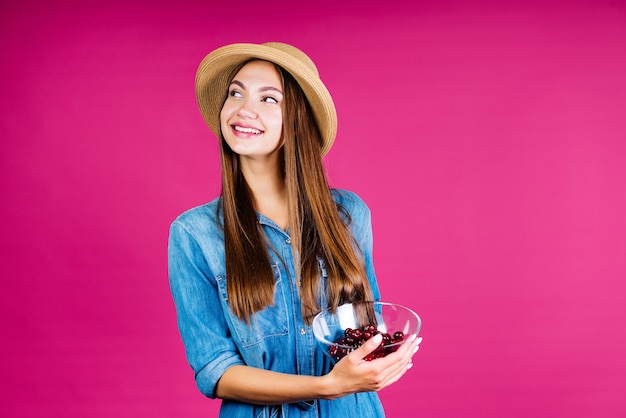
[312,301,421,362]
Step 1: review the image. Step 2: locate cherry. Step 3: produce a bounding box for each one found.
[329,323,407,361]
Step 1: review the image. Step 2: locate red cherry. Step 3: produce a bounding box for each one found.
[393,331,405,341]
[329,324,409,361]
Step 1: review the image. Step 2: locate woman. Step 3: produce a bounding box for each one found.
[168,42,422,417]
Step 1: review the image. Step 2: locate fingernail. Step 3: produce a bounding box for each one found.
[372,334,383,345]
[415,337,423,345]
[407,362,414,370]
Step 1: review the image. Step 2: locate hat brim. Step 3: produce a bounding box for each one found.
[195,43,337,157]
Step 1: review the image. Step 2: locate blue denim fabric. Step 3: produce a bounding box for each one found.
[168,189,384,418]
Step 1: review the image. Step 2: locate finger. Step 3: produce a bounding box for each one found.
[402,335,422,357]
[380,336,422,385]
[347,333,383,362]
[389,336,420,370]
[367,334,416,368]
[379,357,413,387]
[394,334,419,356]
[413,336,423,356]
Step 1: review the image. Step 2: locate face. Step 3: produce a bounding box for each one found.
[220,60,284,160]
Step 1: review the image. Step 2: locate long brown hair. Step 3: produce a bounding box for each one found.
[218,60,373,324]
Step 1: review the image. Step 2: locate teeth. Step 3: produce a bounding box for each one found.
[234,125,262,134]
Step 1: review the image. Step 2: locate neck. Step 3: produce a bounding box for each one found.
[240,157,283,196]
[240,156,289,230]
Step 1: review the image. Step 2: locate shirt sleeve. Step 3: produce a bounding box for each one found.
[337,190,382,302]
[358,203,381,302]
[168,219,245,398]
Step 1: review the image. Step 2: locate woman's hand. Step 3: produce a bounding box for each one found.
[321,333,422,399]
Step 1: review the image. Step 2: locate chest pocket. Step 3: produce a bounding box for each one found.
[216,263,290,347]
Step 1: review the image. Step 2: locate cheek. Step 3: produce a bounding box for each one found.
[272,110,283,130]
[271,119,283,139]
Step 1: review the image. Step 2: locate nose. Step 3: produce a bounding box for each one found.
[236,99,257,119]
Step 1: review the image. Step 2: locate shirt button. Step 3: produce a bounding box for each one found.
[300,328,306,335]
[286,238,291,244]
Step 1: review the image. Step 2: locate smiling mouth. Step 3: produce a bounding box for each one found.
[233,125,263,135]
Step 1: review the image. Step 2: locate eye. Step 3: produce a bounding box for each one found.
[262,96,279,104]
[228,89,243,98]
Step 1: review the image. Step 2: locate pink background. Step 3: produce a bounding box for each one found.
[1,0,625,417]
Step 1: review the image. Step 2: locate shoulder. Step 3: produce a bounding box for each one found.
[168,197,227,279]
[331,188,370,213]
[331,188,371,228]
[170,197,222,237]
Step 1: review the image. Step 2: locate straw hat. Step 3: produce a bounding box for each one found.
[195,42,337,157]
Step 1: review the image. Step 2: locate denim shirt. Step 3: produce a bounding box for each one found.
[168,189,384,418]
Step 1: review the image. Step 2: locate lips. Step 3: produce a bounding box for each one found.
[233,125,263,135]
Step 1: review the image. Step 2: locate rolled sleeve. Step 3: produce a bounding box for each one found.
[168,219,245,397]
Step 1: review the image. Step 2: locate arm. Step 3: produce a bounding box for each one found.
[168,219,245,397]
[170,201,422,405]
[215,333,421,405]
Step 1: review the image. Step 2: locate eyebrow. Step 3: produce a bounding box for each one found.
[230,80,283,95]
